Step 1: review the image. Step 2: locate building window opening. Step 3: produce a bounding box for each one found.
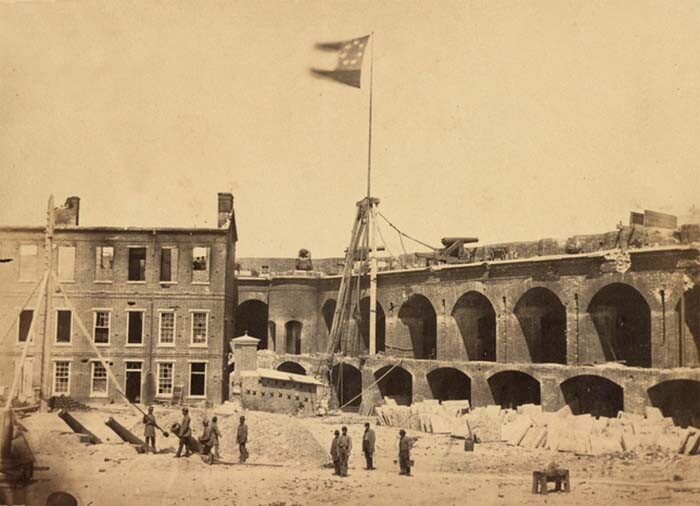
[128,247,147,281]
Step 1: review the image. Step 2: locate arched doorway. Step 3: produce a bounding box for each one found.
[285,320,302,355]
[488,371,541,408]
[330,363,363,410]
[560,375,623,418]
[427,368,471,402]
[398,294,437,359]
[235,300,269,350]
[451,292,496,361]
[359,297,386,354]
[648,380,700,428]
[514,288,567,364]
[375,365,412,405]
[277,361,307,375]
[322,299,337,334]
[588,283,651,368]
[676,287,700,365]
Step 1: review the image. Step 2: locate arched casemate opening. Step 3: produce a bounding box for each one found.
[513,288,567,364]
[276,361,307,376]
[488,371,541,409]
[560,375,623,418]
[375,365,412,406]
[322,299,337,334]
[235,300,269,349]
[588,283,651,368]
[676,287,700,365]
[427,368,471,403]
[648,380,700,428]
[398,294,437,360]
[284,320,302,355]
[329,363,363,410]
[359,297,386,354]
[451,292,496,361]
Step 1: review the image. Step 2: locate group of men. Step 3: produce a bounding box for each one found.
[329,423,413,477]
[142,407,249,463]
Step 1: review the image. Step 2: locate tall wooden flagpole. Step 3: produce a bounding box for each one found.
[367,32,378,355]
[39,195,55,411]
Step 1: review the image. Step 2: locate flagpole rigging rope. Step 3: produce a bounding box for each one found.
[376,211,438,251]
[366,31,374,199]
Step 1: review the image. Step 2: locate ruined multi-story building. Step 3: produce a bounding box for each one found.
[0,193,237,405]
[235,211,700,427]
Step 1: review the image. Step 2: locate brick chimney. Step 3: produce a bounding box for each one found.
[217,192,234,228]
[54,196,80,227]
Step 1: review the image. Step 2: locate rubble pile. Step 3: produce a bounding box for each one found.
[377,400,700,457]
[375,399,470,435]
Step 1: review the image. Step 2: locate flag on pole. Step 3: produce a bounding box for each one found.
[311,35,370,88]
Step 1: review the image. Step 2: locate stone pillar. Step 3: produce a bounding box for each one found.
[565,295,580,365]
[412,369,431,403]
[540,376,565,412]
[623,380,650,415]
[470,372,494,408]
[230,334,260,394]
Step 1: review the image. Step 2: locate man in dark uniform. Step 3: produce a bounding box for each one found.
[330,430,340,475]
[337,426,352,477]
[398,429,412,476]
[175,407,192,458]
[362,422,376,470]
[236,415,249,463]
[211,416,222,459]
[199,419,215,464]
[143,406,157,454]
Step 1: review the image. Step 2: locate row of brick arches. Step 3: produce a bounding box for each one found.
[304,362,700,428]
[237,284,700,368]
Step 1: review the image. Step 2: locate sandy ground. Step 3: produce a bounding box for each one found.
[2,405,700,506]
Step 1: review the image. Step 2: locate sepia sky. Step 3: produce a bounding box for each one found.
[1,0,699,258]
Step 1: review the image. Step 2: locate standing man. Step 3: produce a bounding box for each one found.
[236,415,249,463]
[330,430,340,475]
[175,407,192,458]
[337,426,352,477]
[398,429,412,476]
[199,419,214,464]
[362,422,376,470]
[143,406,157,454]
[211,416,222,459]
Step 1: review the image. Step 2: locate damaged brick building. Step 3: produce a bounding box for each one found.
[236,211,700,427]
[0,194,238,405]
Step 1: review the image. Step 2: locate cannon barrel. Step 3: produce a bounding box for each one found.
[105,417,146,450]
[57,410,102,444]
[441,237,478,246]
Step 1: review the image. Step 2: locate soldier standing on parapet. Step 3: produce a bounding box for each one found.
[211,416,222,459]
[236,416,249,463]
[398,429,412,476]
[338,426,352,477]
[175,407,192,458]
[362,422,376,470]
[330,430,340,475]
[143,406,157,454]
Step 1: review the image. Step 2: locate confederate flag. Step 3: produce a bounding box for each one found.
[312,35,371,88]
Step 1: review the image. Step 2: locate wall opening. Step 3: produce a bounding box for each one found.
[359,297,386,354]
[398,294,437,359]
[330,363,363,410]
[677,287,700,365]
[277,361,307,375]
[322,299,337,333]
[285,320,302,355]
[375,365,412,405]
[488,371,541,408]
[560,375,623,418]
[235,300,269,350]
[451,292,496,361]
[427,367,471,402]
[514,287,567,364]
[648,380,700,428]
[588,283,651,368]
